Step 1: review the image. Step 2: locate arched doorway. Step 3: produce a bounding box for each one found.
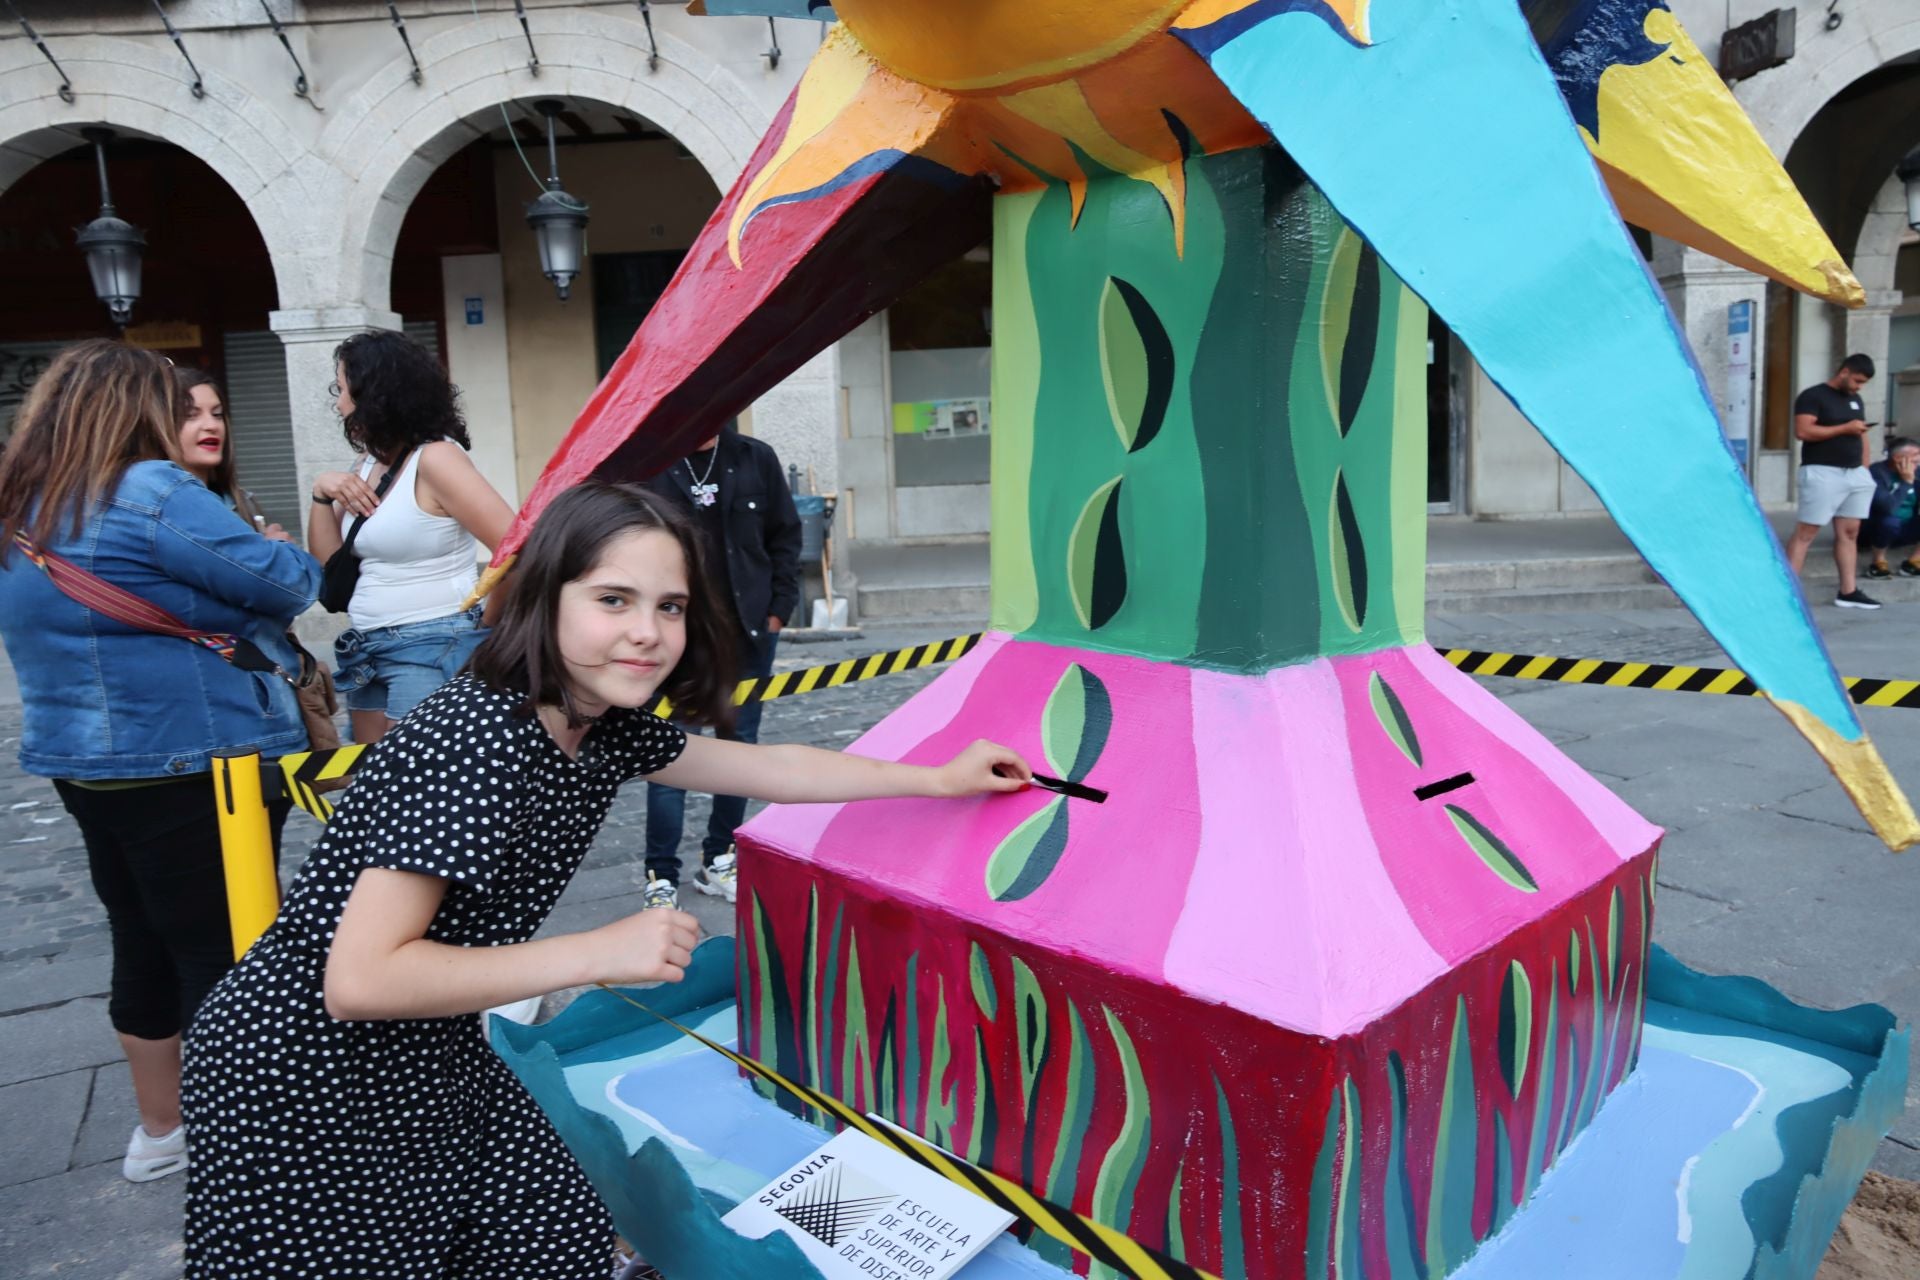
[1760,53,1920,454]
[0,131,300,523]
[378,97,725,507]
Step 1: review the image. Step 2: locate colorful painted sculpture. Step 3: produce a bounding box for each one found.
[492,2,1914,1276]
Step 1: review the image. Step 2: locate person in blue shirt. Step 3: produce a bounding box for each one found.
[1860,436,1920,580]
[0,340,319,1185]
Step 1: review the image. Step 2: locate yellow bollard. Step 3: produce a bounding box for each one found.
[213,751,279,961]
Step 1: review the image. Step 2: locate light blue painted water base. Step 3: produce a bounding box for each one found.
[493,942,1906,1280]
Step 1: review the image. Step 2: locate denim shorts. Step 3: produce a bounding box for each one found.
[333,604,487,724]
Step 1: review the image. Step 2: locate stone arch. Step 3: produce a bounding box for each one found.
[1743,1,1920,160]
[1851,171,1910,297]
[0,33,328,307]
[320,8,775,312]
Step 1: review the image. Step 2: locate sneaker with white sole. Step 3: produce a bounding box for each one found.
[123,1122,187,1182]
[641,873,679,911]
[693,850,738,903]
[1836,589,1882,610]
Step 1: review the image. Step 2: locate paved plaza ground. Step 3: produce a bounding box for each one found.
[3,603,1918,1277]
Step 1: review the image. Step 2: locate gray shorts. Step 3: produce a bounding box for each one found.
[1797,465,1874,525]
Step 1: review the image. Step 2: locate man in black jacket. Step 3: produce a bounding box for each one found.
[641,421,802,906]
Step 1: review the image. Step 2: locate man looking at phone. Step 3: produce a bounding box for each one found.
[1783,353,1880,609]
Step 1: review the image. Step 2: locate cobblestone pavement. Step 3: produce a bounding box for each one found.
[5,610,1920,1276]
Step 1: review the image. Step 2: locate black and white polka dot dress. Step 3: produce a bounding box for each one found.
[182,675,685,1279]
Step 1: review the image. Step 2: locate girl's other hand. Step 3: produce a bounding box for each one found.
[938,740,1032,797]
[313,469,382,518]
[588,907,700,987]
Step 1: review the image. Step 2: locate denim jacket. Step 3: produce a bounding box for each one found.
[0,460,322,780]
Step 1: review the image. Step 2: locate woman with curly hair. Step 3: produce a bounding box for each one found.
[308,330,513,744]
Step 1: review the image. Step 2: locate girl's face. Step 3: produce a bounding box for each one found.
[555,529,691,718]
[177,383,226,480]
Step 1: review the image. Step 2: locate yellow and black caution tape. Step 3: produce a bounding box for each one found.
[700,632,981,714]
[1437,647,1920,708]
[592,984,1218,1280]
[275,633,987,821]
[276,633,1920,822]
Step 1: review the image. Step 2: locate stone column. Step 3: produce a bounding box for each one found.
[1845,292,1902,459]
[1651,242,1778,499]
[268,305,403,539]
[269,306,402,651]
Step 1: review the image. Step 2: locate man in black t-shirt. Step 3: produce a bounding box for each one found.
[637,421,802,909]
[1783,353,1880,610]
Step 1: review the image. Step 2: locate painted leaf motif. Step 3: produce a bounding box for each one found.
[1499,959,1534,1098]
[1339,245,1382,434]
[1042,663,1113,783]
[1382,1053,1425,1280]
[1089,1008,1152,1261]
[1214,1075,1247,1279]
[1098,277,1174,453]
[1328,470,1369,631]
[1012,957,1048,1101]
[1041,1000,1097,1249]
[1319,228,1362,432]
[1319,228,1381,435]
[1524,960,1561,1196]
[968,942,998,1021]
[986,796,1072,901]
[1305,1079,1342,1280]
[1607,884,1623,998]
[1426,996,1478,1274]
[1445,804,1539,892]
[1335,1076,1364,1280]
[1368,670,1422,766]
[1068,476,1128,630]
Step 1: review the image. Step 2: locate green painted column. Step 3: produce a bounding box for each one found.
[990,146,1429,672]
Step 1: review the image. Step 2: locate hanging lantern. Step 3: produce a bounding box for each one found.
[524,100,590,301]
[74,126,145,328]
[1898,149,1920,233]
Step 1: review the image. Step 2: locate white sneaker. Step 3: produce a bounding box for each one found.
[641,872,680,911]
[693,850,739,903]
[123,1122,187,1182]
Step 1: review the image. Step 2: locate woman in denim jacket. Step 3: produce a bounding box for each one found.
[307,331,513,744]
[0,340,320,1183]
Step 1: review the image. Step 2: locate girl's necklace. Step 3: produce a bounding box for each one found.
[684,449,720,508]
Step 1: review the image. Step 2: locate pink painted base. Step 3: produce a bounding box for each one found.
[739,636,1659,1037]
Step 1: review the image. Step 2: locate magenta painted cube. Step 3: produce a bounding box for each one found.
[736,635,1659,1278]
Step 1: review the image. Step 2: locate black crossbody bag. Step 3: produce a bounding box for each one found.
[317,454,407,615]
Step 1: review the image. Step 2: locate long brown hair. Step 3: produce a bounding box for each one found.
[468,483,738,728]
[173,367,266,527]
[0,340,183,562]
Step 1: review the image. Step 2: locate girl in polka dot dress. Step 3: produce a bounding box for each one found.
[181,483,1032,1278]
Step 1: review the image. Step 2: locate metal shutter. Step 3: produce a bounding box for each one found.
[222,330,301,532]
[0,341,76,446]
[404,319,440,364]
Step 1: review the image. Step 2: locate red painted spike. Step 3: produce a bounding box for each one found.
[496,87,990,564]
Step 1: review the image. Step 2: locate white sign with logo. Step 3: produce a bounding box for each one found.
[722,1128,1014,1279]
[1726,299,1754,471]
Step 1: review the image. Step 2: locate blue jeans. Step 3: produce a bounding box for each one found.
[333,604,487,729]
[645,630,778,882]
[1859,512,1920,554]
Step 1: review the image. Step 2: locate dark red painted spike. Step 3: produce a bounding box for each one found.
[498,87,990,562]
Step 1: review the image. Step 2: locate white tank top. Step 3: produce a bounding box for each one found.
[344,447,481,630]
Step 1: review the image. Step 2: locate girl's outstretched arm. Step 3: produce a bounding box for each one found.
[324,868,699,1021]
[646,735,1032,806]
